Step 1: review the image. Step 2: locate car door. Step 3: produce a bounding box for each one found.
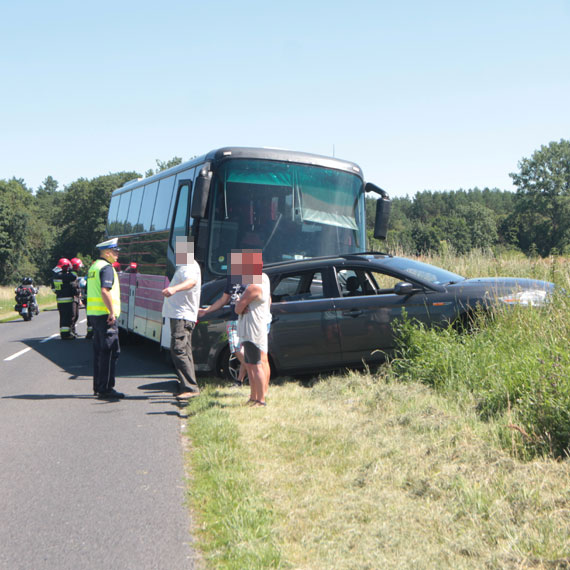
[268,268,344,373]
[333,266,433,365]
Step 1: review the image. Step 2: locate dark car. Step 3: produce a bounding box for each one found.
[193,253,556,379]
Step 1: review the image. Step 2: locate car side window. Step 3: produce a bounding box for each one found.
[369,271,402,294]
[272,271,324,302]
[337,269,378,297]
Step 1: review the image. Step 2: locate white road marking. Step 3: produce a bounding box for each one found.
[41,334,60,344]
[4,347,32,361]
[4,333,59,361]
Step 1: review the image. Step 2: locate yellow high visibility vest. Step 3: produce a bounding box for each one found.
[86,259,121,317]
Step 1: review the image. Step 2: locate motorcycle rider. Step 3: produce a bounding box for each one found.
[51,258,79,339]
[14,277,39,317]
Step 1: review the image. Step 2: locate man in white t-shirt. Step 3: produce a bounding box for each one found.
[162,236,202,399]
[235,250,271,406]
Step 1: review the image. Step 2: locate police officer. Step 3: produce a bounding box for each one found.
[86,238,124,399]
[51,258,79,339]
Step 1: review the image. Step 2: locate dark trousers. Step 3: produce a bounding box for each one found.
[57,301,74,338]
[92,315,120,394]
[170,318,199,393]
[71,300,79,334]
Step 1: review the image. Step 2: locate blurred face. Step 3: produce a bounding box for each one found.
[175,236,195,265]
[230,250,263,284]
[103,248,119,263]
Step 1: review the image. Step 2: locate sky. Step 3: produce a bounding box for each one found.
[1,0,569,198]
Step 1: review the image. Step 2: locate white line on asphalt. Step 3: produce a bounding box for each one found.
[4,324,85,361]
[4,347,32,361]
[40,333,60,344]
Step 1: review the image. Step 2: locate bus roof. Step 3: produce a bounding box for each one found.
[111,146,364,196]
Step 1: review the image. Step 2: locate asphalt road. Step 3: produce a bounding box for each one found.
[0,308,198,570]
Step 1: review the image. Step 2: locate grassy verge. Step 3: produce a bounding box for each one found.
[184,374,570,569]
[185,393,281,569]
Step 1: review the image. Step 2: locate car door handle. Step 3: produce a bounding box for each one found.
[342,309,363,318]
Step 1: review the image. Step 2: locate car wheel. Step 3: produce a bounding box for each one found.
[217,346,241,382]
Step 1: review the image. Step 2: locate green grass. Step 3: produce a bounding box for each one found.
[184,394,281,569]
[184,374,570,569]
[391,294,570,459]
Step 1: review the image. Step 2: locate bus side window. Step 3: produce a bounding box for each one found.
[170,182,192,248]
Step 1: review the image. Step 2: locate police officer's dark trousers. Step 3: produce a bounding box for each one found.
[169,318,199,393]
[92,315,120,394]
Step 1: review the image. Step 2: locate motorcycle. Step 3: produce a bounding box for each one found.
[14,285,40,321]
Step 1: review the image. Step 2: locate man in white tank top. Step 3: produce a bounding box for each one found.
[235,250,271,406]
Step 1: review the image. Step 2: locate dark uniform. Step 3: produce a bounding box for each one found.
[51,266,79,339]
[86,247,122,398]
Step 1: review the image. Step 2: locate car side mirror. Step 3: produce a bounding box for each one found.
[394,282,414,295]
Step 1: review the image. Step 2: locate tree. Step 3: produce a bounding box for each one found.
[52,172,140,273]
[0,179,34,284]
[509,139,570,256]
[145,157,183,178]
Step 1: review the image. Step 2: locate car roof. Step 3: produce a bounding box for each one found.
[263,252,393,273]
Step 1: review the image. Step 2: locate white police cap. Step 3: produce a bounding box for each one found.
[96,237,120,250]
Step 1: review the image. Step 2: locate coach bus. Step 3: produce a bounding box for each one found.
[104,146,390,347]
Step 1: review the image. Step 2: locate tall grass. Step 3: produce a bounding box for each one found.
[390,253,570,459]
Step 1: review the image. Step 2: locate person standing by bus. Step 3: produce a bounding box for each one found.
[161,236,202,400]
[235,250,271,406]
[87,238,124,399]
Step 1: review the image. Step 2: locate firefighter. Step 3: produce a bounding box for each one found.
[87,238,124,399]
[51,258,79,339]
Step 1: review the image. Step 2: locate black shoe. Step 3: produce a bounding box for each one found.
[97,389,125,400]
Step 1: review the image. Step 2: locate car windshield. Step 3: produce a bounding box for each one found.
[207,159,365,275]
[383,257,465,286]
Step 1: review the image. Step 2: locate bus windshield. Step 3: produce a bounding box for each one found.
[208,159,365,274]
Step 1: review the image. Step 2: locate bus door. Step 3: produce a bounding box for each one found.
[127,272,136,331]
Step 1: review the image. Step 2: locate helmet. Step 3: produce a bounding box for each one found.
[70,257,83,271]
[22,277,33,285]
[57,258,72,270]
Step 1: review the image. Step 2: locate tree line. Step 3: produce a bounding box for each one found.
[368,139,570,258]
[1,142,568,286]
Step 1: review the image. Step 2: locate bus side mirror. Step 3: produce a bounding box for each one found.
[365,183,391,240]
[191,165,212,219]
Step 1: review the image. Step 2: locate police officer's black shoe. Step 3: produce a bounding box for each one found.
[97,389,125,400]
